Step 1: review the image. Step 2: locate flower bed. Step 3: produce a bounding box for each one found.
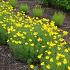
[0,1,70,70]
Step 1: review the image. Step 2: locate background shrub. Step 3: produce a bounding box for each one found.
[36,0,70,11]
[52,12,65,26]
[19,3,29,14]
[32,6,44,17]
[47,0,70,10]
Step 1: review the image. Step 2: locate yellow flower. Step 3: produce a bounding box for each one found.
[45,56,49,59]
[63,58,67,64]
[18,41,22,44]
[25,42,28,45]
[47,42,49,45]
[57,53,65,58]
[44,34,47,36]
[19,17,22,21]
[13,35,17,37]
[64,49,68,52]
[50,58,53,62]
[53,36,57,39]
[60,41,67,46]
[30,43,34,47]
[57,47,61,50]
[42,24,47,30]
[47,51,52,55]
[56,56,59,60]
[37,54,42,59]
[24,25,30,28]
[49,41,56,47]
[41,45,45,48]
[7,40,9,42]
[23,32,26,35]
[41,62,45,65]
[63,31,68,35]
[68,48,70,51]
[29,39,32,42]
[42,18,49,22]
[33,32,38,36]
[16,32,23,37]
[7,26,15,33]
[57,62,62,66]
[36,17,39,19]
[59,38,64,42]
[30,65,34,69]
[50,21,55,26]
[16,23,22,27]
[12,40,15,43]
[22,36,25,39]
[15,41,19,44]
[46,64,50,69]
[68,66,70,70]
[17,12,21,16]
[37,37,42,42]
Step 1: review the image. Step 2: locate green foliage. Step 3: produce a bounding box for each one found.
[52,12,65,26]
[37,0,70,10]
[47,0,70,10]
[42,0,48,4]
[9,0,17,8]
[35,0,48,4]
[0,27,7,45]
[32,6,44,17]
[19,3,29,13]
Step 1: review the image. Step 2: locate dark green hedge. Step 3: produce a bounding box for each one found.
[41,0,70,10]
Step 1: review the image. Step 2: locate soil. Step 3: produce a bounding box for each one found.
[0,0,70,70]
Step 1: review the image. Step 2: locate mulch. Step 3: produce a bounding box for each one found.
[0,45,28,70]
[0,0,70,70]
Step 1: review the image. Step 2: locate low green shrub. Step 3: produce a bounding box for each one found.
[9,0,17,8]
[52,12,65,26]
[19,3,29,14]
[32,6,44,17]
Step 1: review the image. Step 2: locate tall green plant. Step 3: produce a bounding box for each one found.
[52,12,65,26]
[19,3,29,13]
[9,0,18,8]
[32,6,44,17]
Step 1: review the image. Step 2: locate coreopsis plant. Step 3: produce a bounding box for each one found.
[6,11,70,70]
[0,1,13,44]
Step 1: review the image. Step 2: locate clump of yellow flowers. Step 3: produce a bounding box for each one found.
[0,1,70,70]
